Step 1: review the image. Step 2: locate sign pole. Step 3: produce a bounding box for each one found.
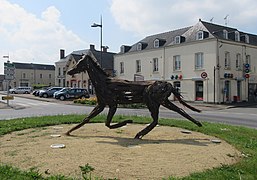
[3,57,15,107]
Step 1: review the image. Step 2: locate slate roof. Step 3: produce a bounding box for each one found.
[13,62,55,70]
[201,20,257,46]
[127,26,192,53]
[120,19,257,54]
[65,48,116,70]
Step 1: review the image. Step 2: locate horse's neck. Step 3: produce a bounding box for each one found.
[86,61,109,88]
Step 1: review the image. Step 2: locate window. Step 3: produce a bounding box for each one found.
[173,55,181,71]
[225,52,230,69]
[120,62,124,74]
[195,52,204,69]
[22,73,26,79]
[236,53,241,69]
[120,46,125,53]
[245,34,249,43]
[153,58,159,72]
[58,67,61,76]
[175,36,181,44]
[136,60,141,73]
[196,31,203,40]
[49,74,52,79]
[154,39,159,48]
[235,31,240,41]
[40,74,43,78]
[137,43,142,51]
[223,30,228,39]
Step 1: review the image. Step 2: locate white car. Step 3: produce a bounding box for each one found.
[9,87,32,94]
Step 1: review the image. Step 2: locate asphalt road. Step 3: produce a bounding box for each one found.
[0,93,257,129]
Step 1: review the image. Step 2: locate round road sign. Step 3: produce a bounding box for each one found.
[201,72,208,79]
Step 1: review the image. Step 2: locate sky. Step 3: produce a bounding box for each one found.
[1,0,257,74]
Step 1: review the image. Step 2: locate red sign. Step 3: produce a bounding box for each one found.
[245,74,250,78]
[201,72,208,79]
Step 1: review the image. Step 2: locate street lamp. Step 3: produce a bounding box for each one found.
[91,16,103,67]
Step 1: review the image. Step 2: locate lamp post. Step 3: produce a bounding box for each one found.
[91,16,103,67]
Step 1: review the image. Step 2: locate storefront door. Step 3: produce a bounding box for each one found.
[195,81,203,101]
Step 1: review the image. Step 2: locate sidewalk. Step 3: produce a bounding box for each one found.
[1,91,256,111]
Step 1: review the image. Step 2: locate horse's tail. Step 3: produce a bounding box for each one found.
[171,86,201,113]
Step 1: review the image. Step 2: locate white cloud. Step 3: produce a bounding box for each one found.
[110,0,257,36]
[0,0,87,74]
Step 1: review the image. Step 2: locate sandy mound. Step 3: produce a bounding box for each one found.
[0,123,240,179]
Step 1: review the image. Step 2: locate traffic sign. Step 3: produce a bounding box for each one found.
[2,96,14,100]
[201,72,208,79]
[4,61,15,80]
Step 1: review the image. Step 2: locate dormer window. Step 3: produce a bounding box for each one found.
[175,36,181,44]
[120,45,125,53]
[223,30,228,39]
[197,31,204,40]
[137,43,142,51]
[235,31,240,41]
[245,34,249,43]
[154,39,159,48]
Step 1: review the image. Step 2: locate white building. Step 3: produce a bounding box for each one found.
[55,45,116,93]
[114,19,257,103]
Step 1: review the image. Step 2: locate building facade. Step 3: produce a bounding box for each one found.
[114,19,257,103]
[55,44,116,93]
[6,62,55,89]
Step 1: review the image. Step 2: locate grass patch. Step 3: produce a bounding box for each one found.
[0,114,256,179]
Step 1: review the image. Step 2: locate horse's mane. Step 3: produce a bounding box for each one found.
[83,52,109,77]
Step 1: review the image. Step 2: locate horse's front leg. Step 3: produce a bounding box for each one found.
[134,102,160,139]
[105,105,133,129]
[65,104,105,135]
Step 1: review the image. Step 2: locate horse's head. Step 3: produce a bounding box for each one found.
[67,54,89,75]
[67,52,109,77]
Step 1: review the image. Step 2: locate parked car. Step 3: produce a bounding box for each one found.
[32,87,49,96]
[53,87,70,98]
[39,87,63,98]
[9,87,32,94]
[55,88,90,100]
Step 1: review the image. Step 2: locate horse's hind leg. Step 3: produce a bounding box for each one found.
[162,99,202,127]
[134,102,160,139]
[65,104,105,135]
[105,105,133,129]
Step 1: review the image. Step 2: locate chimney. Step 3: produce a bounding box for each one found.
[90,44,95,50]
[60,49,65,59]
[102,46,109,52]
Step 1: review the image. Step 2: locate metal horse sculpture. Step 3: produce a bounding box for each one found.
[66,53,202,139]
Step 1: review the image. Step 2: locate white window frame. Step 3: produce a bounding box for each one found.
[196,31,204,40]
[120,62,124,74]
[136,60,141,73]
[174,36,181,44]
[120,45,125,53]
[173,55,181,71]
[236,53,241,69]
[137,43,142,51]
[195,52,204,70]
[224,51,231,69]
[154,39,159,48]
[245,34,249,43]
[235,31,240,41]
[223,30,228,39]
[153,58,159,72]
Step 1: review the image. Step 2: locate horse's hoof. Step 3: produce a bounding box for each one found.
[134,134,143,139]
[196,121,202,127]
[65,132,71,136]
